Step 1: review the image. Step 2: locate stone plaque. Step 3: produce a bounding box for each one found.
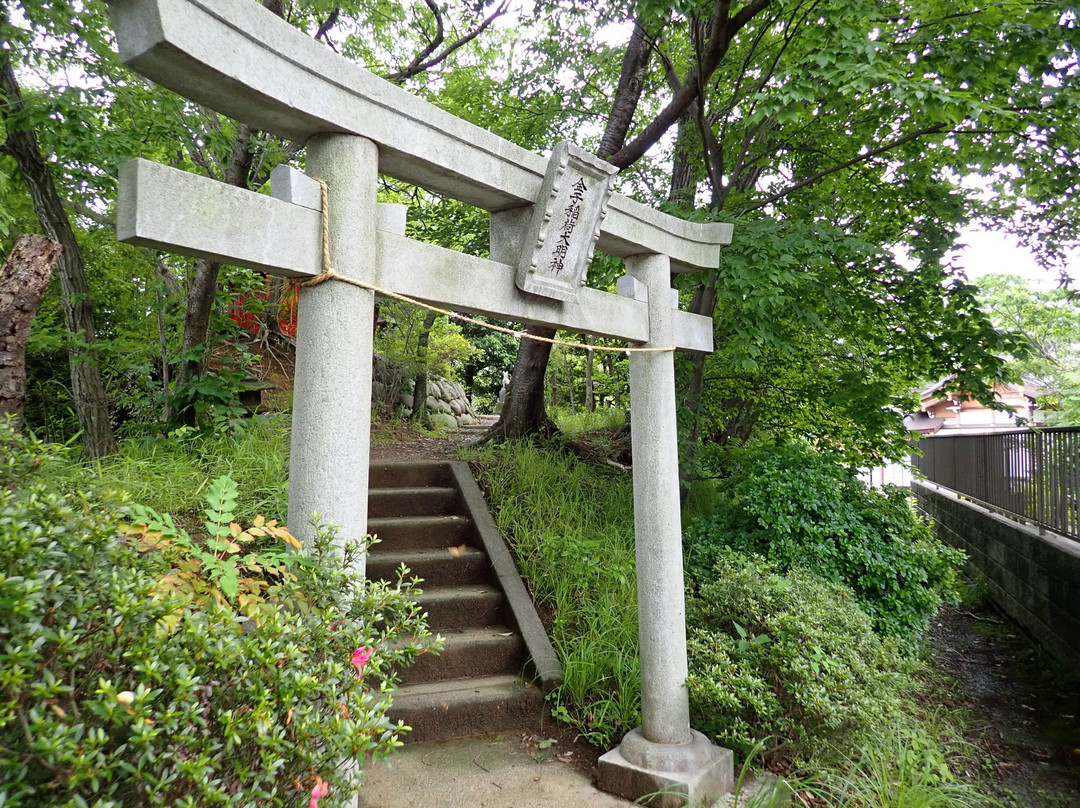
[516,141,618,301]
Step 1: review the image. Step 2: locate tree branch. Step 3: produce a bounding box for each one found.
[739,123,946,214]
[608,0,772,169]
[387,1,509,83]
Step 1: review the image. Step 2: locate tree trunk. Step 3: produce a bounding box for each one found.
[0,234,61,425]
[679,280,717,485]
[260,276,287,342]
[597,21,653,160]
[563,345,576,410]
[490,18,654,441]
[0,54,117,457]
[485,329,558,440]
[410,311,437,423]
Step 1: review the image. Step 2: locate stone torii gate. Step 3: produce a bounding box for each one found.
[107,0,735,803]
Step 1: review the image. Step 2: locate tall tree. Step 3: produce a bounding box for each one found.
[493,0,1080,462]
[0,50,117,457]
[975,273,1080,424]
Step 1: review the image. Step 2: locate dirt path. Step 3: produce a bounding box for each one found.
[925,601,1080,807]
[369,420,493,463]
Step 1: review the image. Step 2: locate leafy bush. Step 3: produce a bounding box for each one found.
[0,421,436,807]
[687,550,914,764]
[687,444,964,642]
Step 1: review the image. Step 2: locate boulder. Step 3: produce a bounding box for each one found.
[429,412,458,431]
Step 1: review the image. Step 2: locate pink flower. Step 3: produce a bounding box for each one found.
[309,777,329,808]
[352,645,374,678]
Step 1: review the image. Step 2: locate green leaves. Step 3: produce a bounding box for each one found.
[204,474,239,541]
[0,419,438,807]
[687,549,913,763]
[687,443,966,644]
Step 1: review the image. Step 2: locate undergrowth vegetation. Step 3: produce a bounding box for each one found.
[687,550,913,761]
[469,440,639,746]
[687,443,964,643]
[471,438,1003,805]
[46,415,292,524]
[0,420,436,807]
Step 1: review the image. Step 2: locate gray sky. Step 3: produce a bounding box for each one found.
[950,228,1071,289]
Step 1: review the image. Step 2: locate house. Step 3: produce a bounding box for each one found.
[907,379,1044,435]
[863,379,1045,487]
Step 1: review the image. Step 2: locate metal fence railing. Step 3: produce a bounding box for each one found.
[911,426,1080,543]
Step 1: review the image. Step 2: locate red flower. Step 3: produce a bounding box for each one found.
[352,645,374,679]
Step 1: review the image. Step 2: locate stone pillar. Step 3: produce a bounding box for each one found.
[598,254,732,808]
[628,253,690,743]
[287,134,379,575]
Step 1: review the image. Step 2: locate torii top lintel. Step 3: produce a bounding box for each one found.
[106,0,732,273]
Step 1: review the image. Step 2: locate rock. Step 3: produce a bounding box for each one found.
[399,391,414,408]
[429,412,458,431]
[450,399,463,415]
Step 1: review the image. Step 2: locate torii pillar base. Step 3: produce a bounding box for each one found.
[598,729,733,808]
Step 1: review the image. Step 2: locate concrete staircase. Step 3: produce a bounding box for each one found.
[367,460,561,742]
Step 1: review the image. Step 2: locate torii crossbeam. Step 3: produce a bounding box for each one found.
[106,0,736,804]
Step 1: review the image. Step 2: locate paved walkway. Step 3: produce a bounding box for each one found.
[357,735,633,808]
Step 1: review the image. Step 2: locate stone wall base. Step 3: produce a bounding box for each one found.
[913,480,1080,676]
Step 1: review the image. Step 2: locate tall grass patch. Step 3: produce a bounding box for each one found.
[468,441,639,746]
[41,415,291,523]
[554,406,626,435]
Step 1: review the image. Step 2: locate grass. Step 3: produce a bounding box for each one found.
[42,414,292,523]
[466,439,640,746]
[822,723,1000,808]
[553,406,626,435]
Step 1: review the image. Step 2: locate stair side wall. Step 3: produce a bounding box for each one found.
[449,461,564,692]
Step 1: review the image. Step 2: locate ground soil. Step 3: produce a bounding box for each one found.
[363,426,1080,804]
[924,599,1080,808]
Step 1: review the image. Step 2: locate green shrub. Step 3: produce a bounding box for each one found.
[687,444,964,642]
[687,550,914,764]
[0,421,435,807]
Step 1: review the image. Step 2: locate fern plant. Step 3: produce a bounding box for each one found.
[122,474,304,619]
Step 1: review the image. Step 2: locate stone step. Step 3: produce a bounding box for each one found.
[418,584,505,629]
[369,485,460,518]
[367,546,491,587]
[369,461,452,489]
[387,675,543,743]
[396,626,526,686]
[368,515,474,550]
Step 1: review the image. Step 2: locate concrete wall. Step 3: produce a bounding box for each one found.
[913,480,1080,675]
